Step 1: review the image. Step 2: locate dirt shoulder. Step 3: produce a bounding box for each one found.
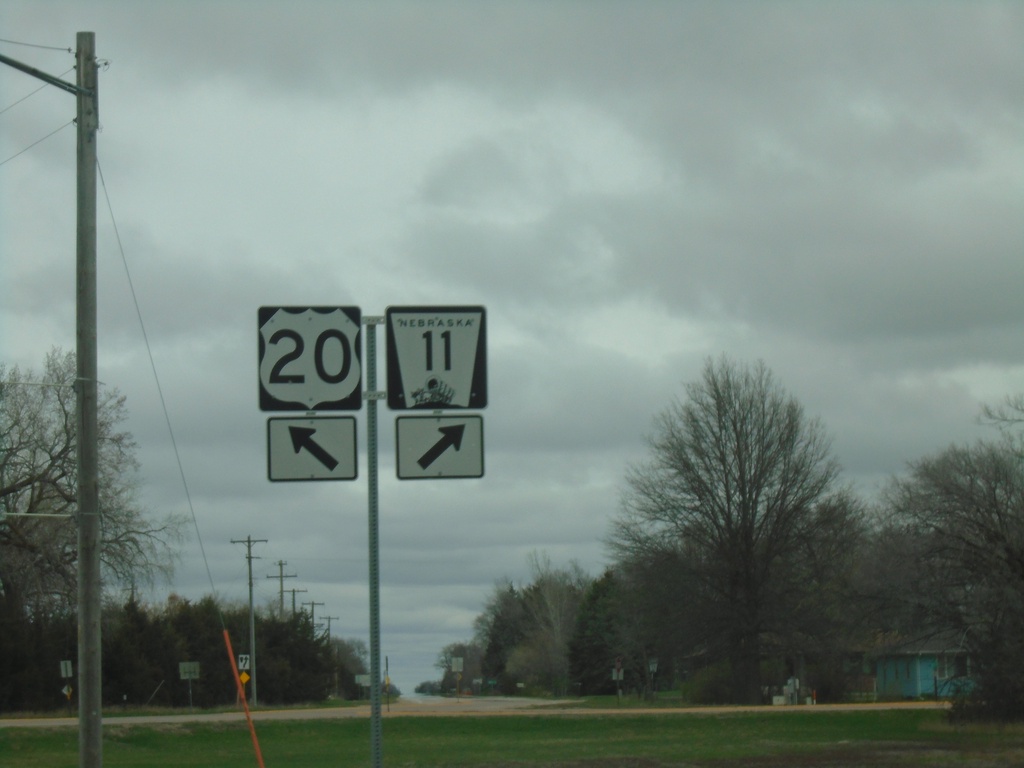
[0,697,948,728]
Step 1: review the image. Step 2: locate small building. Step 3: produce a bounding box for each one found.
[873,637,972,699]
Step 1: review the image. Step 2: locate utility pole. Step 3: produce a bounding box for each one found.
[1,33,102,768]
[323,615,340,701]
[75,32,101,768]
[287,587,308,615]
[301,600,324,633]
[231,536,267,707]
[265,560,296,616]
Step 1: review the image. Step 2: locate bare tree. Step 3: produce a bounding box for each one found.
[610,356,855,704]
[0,349,184,615]
[506,553,590,696]
[981,393,1024,432]
[886,436,1024,719]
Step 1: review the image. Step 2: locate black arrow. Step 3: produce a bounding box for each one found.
[288,426,339,471]
[417,424,466,470]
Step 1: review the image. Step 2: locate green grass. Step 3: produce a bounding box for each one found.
[2,709,1023,767]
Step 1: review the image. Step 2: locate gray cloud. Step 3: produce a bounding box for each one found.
[3,0,1021,692]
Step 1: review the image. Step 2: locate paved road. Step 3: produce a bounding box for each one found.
[0,697,562,728]
[0,697,947,729]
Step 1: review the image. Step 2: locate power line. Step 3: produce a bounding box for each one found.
[0,67,75,114]
[98,156,223,606]
[0,37,73,53]
[0,119,74,168]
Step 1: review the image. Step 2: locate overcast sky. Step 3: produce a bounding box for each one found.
[2,1,1022,693]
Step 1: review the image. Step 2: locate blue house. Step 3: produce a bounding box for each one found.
[874,641,972,699]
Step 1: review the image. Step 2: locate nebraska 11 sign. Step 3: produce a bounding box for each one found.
[385,306,486,410]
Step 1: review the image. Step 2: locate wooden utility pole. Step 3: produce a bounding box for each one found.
[266,560,297,615]
[75,31,101,768]
[287,587,308,614]
[0,32,101,768]
[302,600,325,632]
[231,536,267,706]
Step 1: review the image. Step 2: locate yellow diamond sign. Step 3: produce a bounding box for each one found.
[239,671,250,685]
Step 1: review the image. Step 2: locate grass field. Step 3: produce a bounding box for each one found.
[2,707,1023,767]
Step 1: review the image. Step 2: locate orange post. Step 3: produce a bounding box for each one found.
[223,629,267,768]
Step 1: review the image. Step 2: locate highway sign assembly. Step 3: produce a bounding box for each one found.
[385,305,486,410]
[258,306,362,411]
[395,415,483,479]
[267,416,357,481]
[256,302,488,768]
[178,662,200,680]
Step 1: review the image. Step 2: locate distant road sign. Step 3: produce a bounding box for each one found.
[259,306,362,411]
[179,662,200,681]
[385,306,486,410]
[237,654,251,671]
[267,417,357,481]
[396,415,483,479]
[60,660,73,678]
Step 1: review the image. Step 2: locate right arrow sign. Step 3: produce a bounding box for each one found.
[417,424,466,470]
[396,415,484,479]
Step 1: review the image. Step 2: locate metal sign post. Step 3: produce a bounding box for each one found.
[178,662,200,713]
[364,316,384,768]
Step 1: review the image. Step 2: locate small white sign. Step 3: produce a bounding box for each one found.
[60,660,73,678]
[267,416,357,481]
[238,654,251,671]
[396,416,483,479]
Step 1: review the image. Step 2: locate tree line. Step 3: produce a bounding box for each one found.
[5,350,1023,719]
[427,358,1024,721]
[0,593,369,712]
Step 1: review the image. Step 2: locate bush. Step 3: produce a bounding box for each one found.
[682,662,734,705]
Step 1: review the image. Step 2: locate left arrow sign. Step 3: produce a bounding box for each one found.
[267,417,357,481]
[289,426,339,470]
